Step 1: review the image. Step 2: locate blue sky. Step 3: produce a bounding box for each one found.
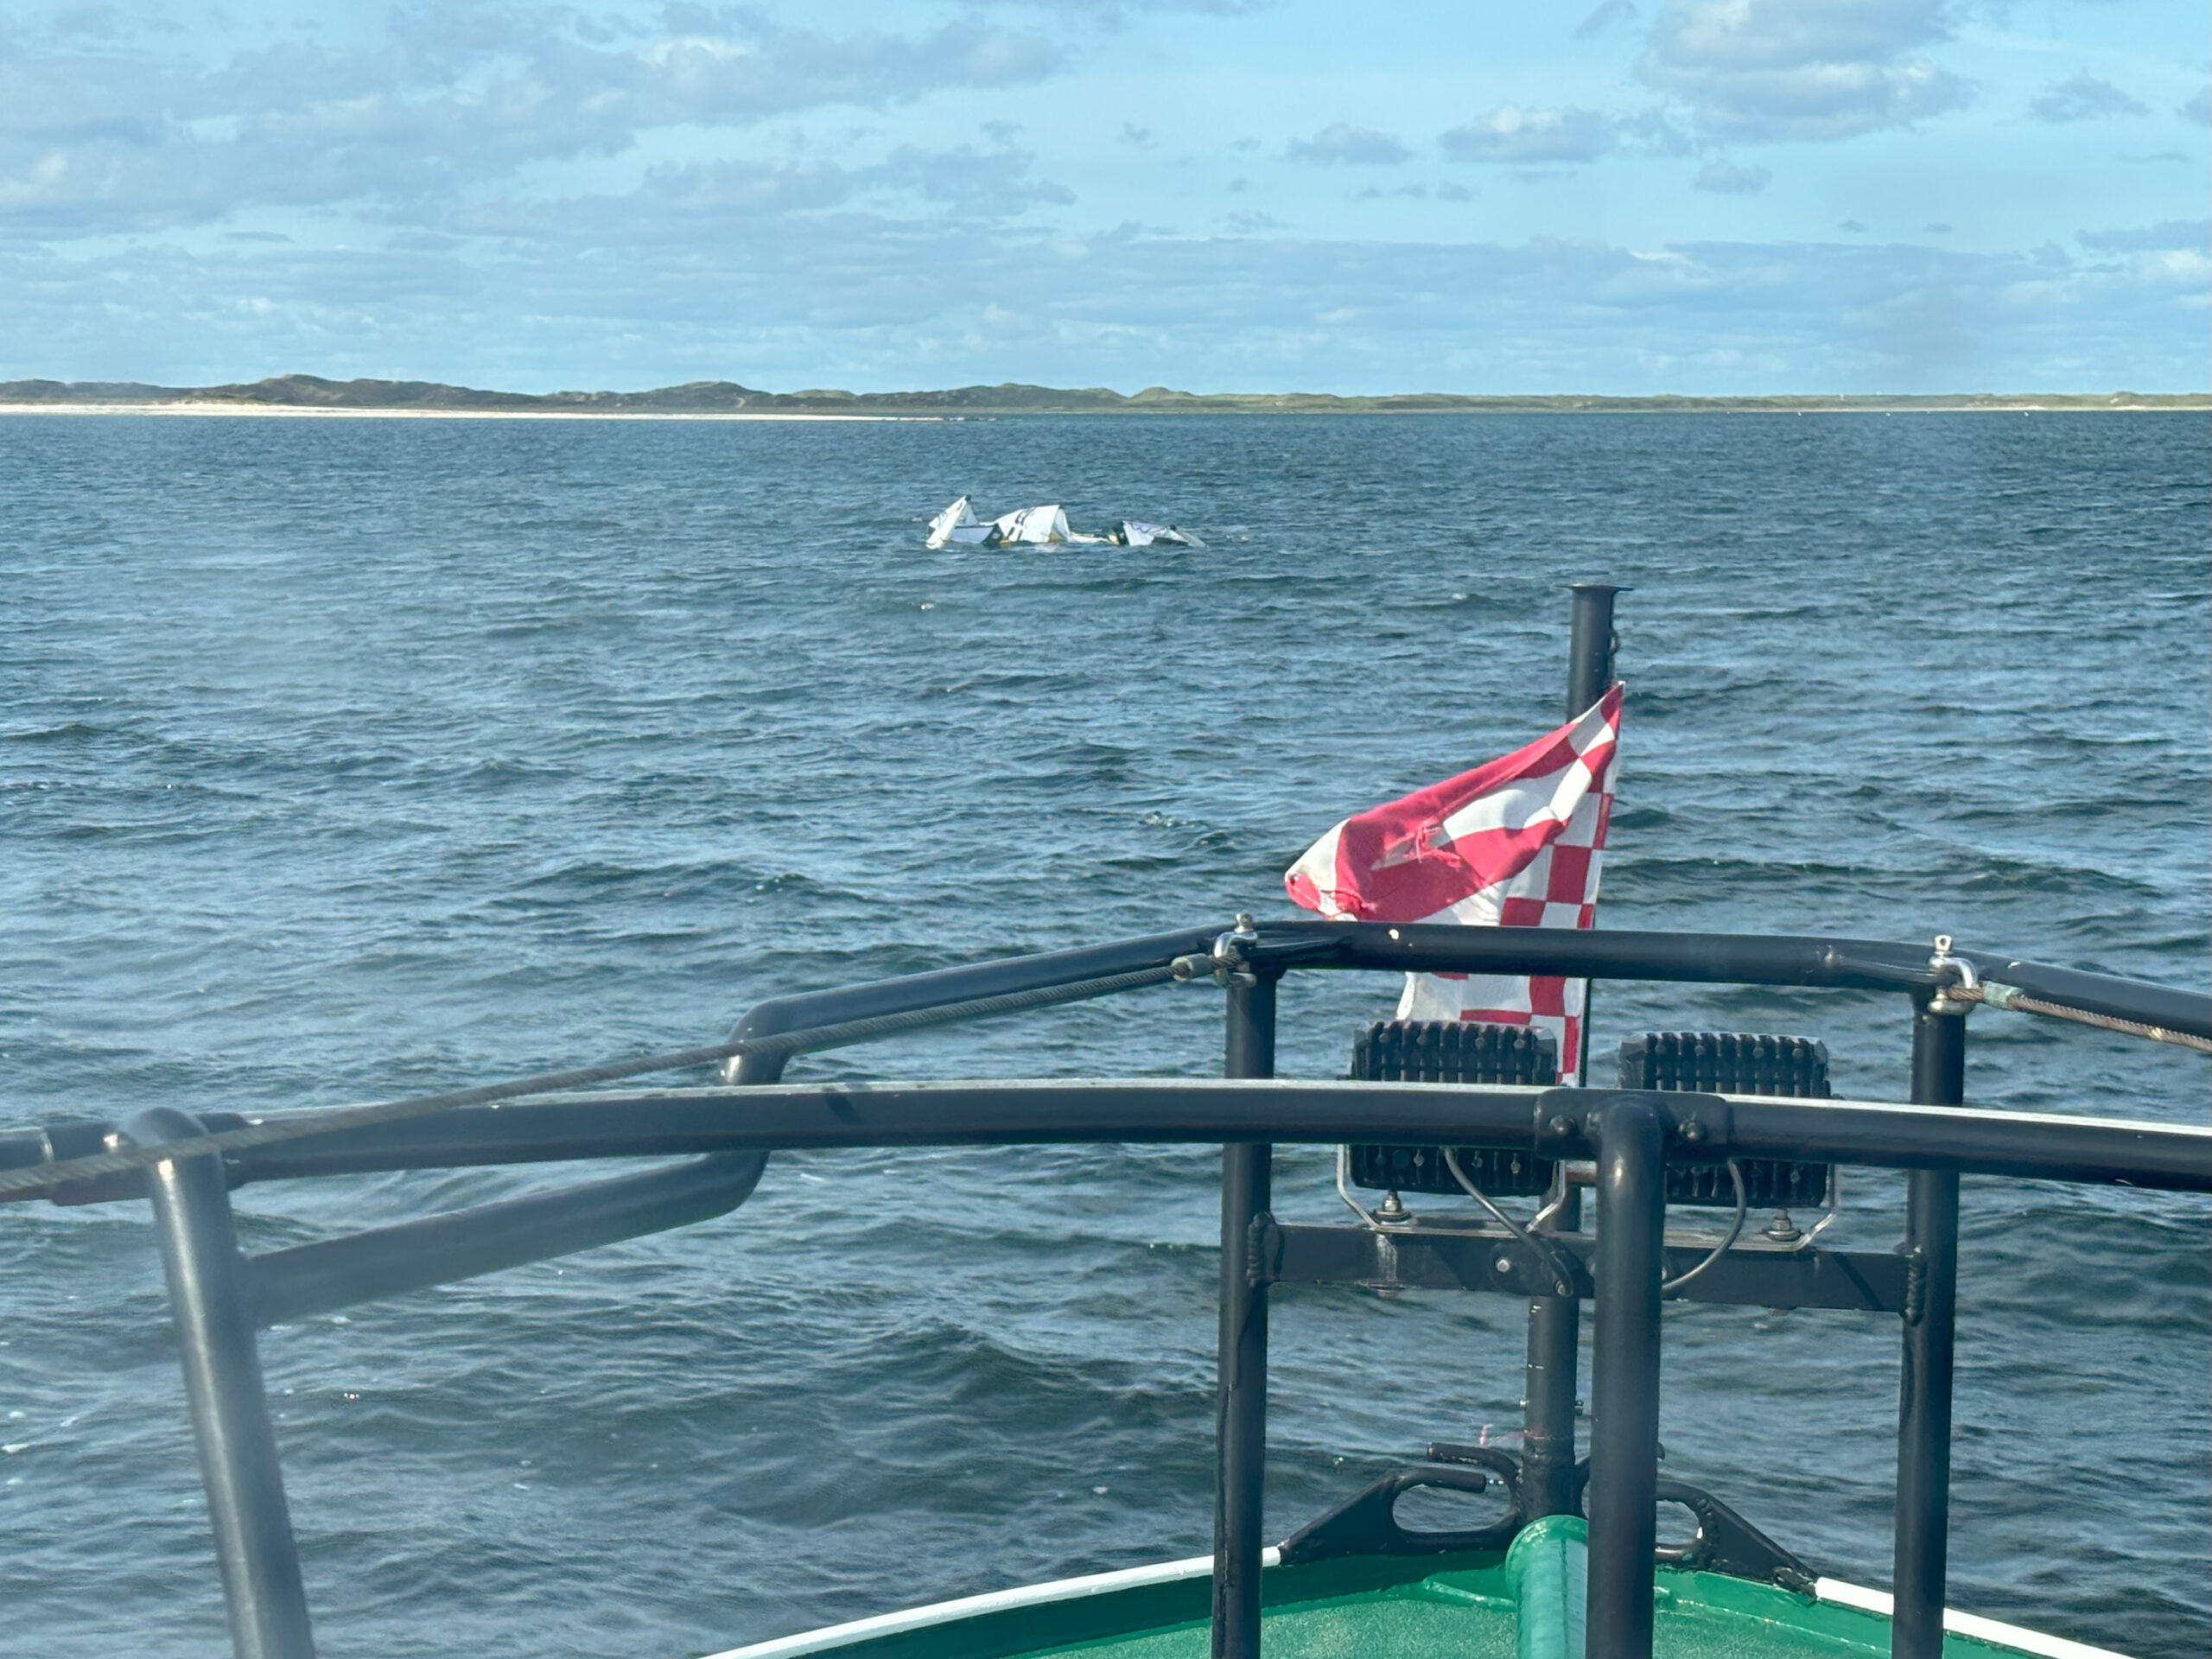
[2,0,2206,393]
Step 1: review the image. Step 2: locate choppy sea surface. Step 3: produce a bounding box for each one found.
[0,410,2205,1658]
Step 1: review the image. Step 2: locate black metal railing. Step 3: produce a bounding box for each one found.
[3,917,2208,1659]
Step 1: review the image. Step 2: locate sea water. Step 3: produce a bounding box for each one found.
[1,410,2205,1657]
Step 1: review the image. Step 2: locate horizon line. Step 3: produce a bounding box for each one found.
[4,373,2209,416]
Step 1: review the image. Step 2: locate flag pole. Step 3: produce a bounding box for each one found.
[1520,582,1623,1522]
[1564,582,1623,1086]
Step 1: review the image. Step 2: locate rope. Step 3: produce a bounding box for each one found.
[0,963,1181,1202]
[1946,982,2212,1054]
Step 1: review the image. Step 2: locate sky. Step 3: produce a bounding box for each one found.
[1,0,2206,394]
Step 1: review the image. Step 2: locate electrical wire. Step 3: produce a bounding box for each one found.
[1658,1159,1747,1294]
[1443,1147,1580,1297]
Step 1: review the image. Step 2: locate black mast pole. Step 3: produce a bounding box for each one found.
[1564,582,1622,1089]
[1567,585,1623,734]
[1520,583,1623,1522]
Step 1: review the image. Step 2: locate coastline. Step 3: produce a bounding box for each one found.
[3,399,2204,421]
[6,374,2208,421]
[0,402,914,422]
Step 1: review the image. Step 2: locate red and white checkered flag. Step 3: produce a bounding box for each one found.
[1284,686,1622,1074]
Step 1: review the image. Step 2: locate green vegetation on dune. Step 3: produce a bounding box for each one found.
[2,373,2205,414]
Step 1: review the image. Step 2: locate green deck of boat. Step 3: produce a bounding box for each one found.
[803,1553,2051,1659]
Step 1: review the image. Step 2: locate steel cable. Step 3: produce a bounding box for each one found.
[1944,982,2212,1053]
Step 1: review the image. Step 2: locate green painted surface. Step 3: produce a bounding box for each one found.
[1018,1578,1518,1659]
[1505,1516,1589,1659]
[799,1554,2071,1659]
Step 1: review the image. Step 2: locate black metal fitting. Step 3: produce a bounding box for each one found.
[1653,1478,1817,1595]
[1275,1453,1523,1567]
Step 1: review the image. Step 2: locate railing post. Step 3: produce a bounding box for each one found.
[1893,1001,1965,1659]
[1586,1093,1665,1659]
[129,1108,316,1659]
[1211,969,1277,1659]
[1522,1181,1582,1520]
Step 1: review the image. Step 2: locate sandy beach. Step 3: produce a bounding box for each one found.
[0,402,925,421]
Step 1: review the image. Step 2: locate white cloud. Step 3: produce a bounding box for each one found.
[1639,0,1972,142]
[0,0,2202,395]
[8,219,2205,395]
[2026,73,2147,124]
[886,144,1076,212]
[1440,106,1616,163]
[454,142,1072,241]
[2077,219,2209,253]
[0,10,1062,237]
[1693,159,1770,193]
[1286,124,1410,164]
[1575,1,1640,38]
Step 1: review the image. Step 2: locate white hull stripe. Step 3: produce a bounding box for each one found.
[698,1549,1281,1659]
[1815,1578,2133,1659]
[695,1553,2123,1659]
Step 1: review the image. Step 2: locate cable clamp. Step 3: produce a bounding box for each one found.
[1207,912,1261,988]
[1927,933,1980,1014]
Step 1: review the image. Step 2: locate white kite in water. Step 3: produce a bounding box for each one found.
[1116,520,1203,548]
[991,505,1079,544]
[924,499,1204,550]
[925,497,992,548]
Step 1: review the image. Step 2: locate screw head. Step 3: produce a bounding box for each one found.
[1680,1120,1707,1144]
[1493,1255,1515,1277]
[1547,1115,1574,1137]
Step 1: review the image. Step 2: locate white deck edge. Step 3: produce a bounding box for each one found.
[703,1556,2133,1659]
[1814,1578,2132,1659]
[699,1548,1281,1659]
